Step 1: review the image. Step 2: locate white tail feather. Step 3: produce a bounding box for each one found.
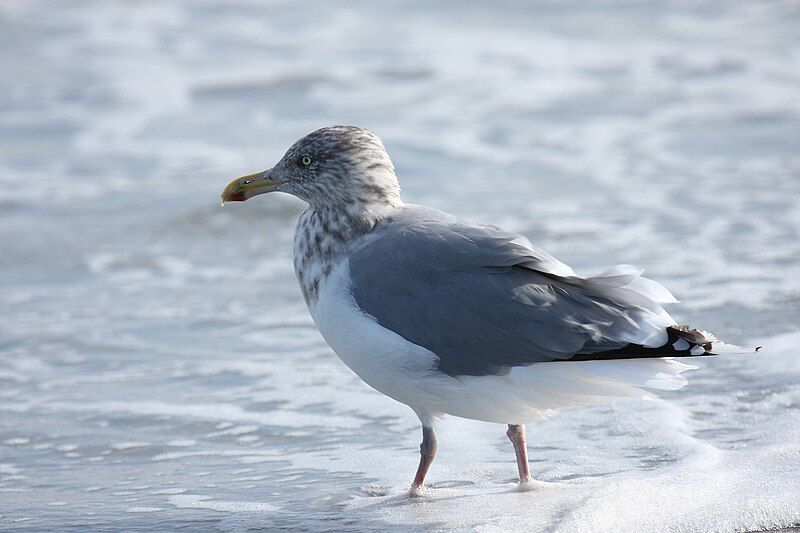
[450,357,701,424]
[710,341,761,354]
[698,329,761,354]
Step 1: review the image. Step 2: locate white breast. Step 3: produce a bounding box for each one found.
[307,260,463,417]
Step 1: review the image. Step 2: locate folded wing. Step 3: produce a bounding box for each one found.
[348,205,701,377]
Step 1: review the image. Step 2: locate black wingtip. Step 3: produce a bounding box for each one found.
[755,346,762,352]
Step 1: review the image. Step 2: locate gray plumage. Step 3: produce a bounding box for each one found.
[349,205,681,377]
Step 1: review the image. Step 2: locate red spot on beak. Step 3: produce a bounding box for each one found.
[227,192,246,202]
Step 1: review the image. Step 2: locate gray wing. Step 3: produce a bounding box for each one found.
[348,205,678,377]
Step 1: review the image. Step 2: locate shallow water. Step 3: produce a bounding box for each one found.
[1,1,799,531]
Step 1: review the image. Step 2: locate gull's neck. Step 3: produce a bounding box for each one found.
[293,200,402,306]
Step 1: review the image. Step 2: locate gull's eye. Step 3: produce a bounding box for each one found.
[300,155,312,166]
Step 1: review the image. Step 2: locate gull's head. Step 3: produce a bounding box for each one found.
[221,126,401,211]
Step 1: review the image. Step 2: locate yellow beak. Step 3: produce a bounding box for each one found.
[220,170,279,205]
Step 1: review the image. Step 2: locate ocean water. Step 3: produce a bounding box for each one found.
[1,1,799,531]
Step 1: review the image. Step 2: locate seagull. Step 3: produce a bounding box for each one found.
[221,125,758,495]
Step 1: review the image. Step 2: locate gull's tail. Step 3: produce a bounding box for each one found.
[453,333,762,424]
[550,264,762,362]
[568,325,762,362]
[484,326,762,422]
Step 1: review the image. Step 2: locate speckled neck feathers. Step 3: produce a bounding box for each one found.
[283,126,404,305]
[293,203,396,305]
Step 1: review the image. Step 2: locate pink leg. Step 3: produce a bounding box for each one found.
[409,426,437,495]
[506,424,532,483]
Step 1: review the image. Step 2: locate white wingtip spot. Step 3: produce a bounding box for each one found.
[690,345,706,355]
[673,339,691,351]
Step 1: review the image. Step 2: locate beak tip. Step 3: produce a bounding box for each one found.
[224,192,246,202]
[219,189,247,206]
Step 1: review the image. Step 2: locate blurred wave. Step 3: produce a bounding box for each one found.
[1,1,799,530]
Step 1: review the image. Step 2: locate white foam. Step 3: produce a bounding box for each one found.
[45,400,365,430]
[206,425,258,438]
[166,439,197,447]
[110,442,150,451]
[151,488,187,495]
[168,494,277,513]
[126,507,163,513]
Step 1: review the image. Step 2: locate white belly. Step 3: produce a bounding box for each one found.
[308,260,463,417]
